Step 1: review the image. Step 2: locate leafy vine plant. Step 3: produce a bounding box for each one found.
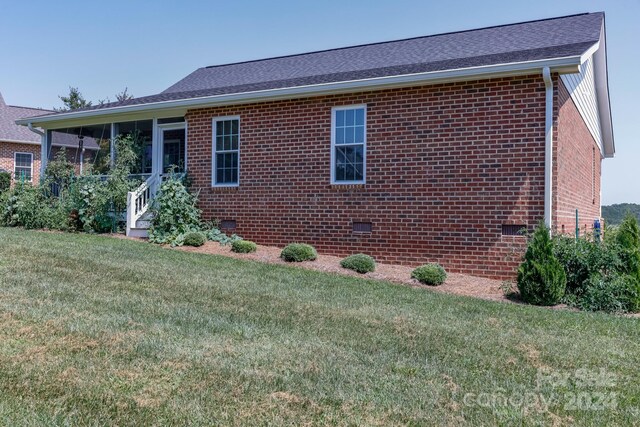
[148,171,241,246]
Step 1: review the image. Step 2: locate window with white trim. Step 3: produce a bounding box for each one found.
[212,117,240,186]
[14,152,33,182]
[332,105,366,184]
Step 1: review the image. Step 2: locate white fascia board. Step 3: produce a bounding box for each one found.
[17,55,583,130]
[592,23,615,158]
[580,42,600,64]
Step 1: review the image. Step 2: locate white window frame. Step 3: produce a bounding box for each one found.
[14,152,33,182]
[212,116,241,187]
[331,104,367,185]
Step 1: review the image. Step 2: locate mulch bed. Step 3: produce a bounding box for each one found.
[175,241,512,303]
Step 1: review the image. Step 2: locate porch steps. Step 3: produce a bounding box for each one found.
[129,212,153,238]
[126,175,159,238]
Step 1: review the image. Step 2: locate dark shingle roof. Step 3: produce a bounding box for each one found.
[1,93,98,148]
[164,12,602,94]
[26,12,604,117]
[0,96,51,143]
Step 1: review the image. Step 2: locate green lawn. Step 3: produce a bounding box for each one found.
[0,228,638,426]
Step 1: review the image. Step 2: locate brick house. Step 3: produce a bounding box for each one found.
[16,13,614,278]
[0,92,98,183]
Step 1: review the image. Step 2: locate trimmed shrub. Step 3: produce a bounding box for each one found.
[340,254,376,274]
[0,171,10,193]
[412,263,447,286]
[232,240,257,253]
[280,243,317,262]
[183,232,206,247]
[517,223,567,305]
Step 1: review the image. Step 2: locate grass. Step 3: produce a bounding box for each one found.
[0,228,638,425]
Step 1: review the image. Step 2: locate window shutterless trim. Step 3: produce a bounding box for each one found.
[211,115,240,187]
[14,151,33,182]
[330,104,367,185]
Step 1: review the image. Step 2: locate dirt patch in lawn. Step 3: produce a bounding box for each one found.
[175,241,510,303]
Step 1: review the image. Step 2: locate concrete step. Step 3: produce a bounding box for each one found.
[128,228,149,238]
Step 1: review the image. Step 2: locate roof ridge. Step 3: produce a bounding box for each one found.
[202,12,597,70]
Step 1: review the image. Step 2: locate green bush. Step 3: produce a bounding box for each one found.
[577,273,640,313]
[340,254,376,273]
[615,213,640,281]
[0,133,144,234]
[0,171,10,193]
[550,219,640,313]
[0,183,68,230]
[44,148,75,195]
[552,234,621,296]
[280,243,317,262]
[66,177,113,233]
[411,263,447,286]
[232,240,257,253]
[148,175,202,245]
[206,227,241,246]
[517,223,567,305]
[183,231,206,247]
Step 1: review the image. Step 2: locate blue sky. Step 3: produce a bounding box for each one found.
[1,0,637,204]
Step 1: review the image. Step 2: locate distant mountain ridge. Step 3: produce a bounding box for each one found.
[601,203,640,225]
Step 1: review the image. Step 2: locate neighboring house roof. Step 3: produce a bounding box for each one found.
[0,93,50,144]
[16,12,613,156]
[0,92,98,149]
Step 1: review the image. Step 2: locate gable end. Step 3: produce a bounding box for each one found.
[560,55,603,154]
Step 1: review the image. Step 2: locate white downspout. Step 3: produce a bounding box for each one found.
[27,123,47,179]
[542,67,553,229]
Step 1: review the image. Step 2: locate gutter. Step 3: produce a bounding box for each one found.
[27,123,48,178]
[542,67,553,229]
[16,54,585,129]
[27,122,44,138]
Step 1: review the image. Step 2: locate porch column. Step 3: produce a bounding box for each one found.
[150,118,160,194]
[110,123,116,168]
[151,118,160,176]
[40,130,52,179]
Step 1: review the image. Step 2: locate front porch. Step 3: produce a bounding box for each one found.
[41,117,188,237]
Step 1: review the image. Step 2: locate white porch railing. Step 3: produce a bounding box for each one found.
[126,174,160,236]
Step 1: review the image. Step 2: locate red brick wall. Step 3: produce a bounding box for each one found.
[553,77,602,236]
[185,75,548,279]
[0,141,41,183]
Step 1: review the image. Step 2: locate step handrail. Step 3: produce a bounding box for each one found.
[126,174,160,236]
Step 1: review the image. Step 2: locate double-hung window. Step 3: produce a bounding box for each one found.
[332,105,366,184]
[212,117,240,186]
[14,152,33,182]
